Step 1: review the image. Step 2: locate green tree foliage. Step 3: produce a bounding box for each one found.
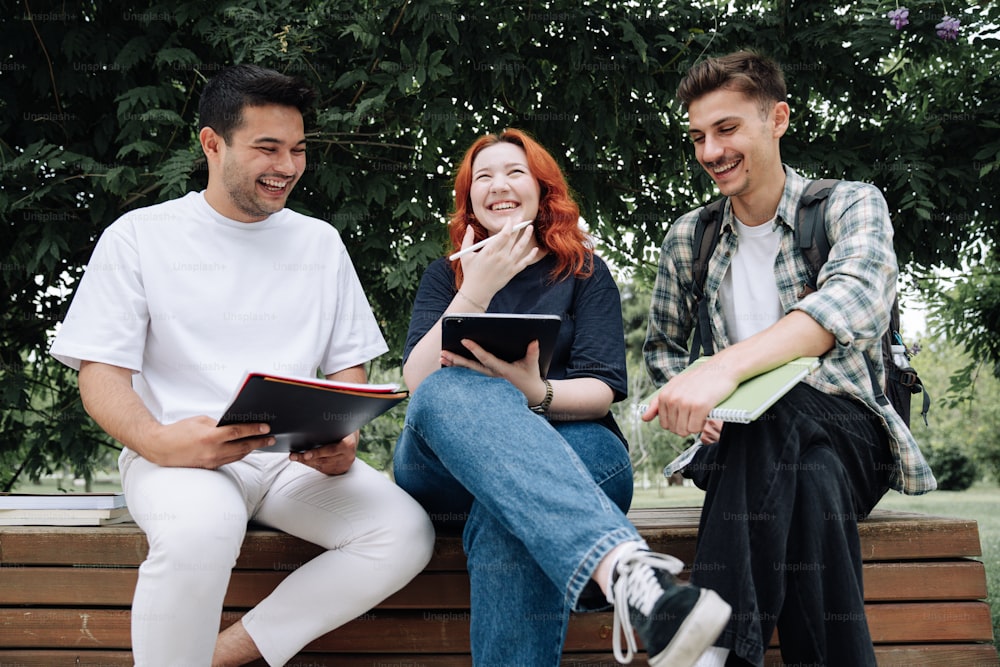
[923,244,1000,385]
[924,446,978,491]
[2,0,997,487]
[908,334,1000,484]
[614,278,692,475]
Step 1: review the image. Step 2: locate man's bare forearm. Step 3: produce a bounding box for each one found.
[712,310,835,383]
[326,364,367,384]
[79,360,273,468]
[78,361,162,456]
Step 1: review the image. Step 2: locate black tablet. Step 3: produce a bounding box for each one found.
[441,313,561,377]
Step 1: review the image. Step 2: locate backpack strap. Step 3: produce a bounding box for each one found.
[796,178,840,290]
[688,198,725,364]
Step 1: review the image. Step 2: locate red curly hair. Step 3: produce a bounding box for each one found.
[448,128,593,287]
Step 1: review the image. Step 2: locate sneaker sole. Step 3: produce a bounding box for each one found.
[647,589,732,667]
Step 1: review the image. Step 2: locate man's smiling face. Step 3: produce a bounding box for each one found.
[687,87,786,202]
[205,103,306,222]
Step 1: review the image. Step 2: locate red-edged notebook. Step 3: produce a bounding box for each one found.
[217,372,408,452]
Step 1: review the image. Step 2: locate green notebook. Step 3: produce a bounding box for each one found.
[686,356,821,423]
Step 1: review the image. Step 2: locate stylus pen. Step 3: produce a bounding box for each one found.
[448,220,533,261]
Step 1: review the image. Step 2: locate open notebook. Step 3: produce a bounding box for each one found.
[217,372,408,452]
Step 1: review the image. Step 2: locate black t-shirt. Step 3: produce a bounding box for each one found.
[403,253,629,443]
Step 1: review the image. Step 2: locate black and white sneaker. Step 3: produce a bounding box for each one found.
[611,549,731,666]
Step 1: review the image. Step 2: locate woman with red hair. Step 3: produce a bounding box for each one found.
[393,129,729,666]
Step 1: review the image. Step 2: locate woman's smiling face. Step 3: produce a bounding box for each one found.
[468,141,540,236]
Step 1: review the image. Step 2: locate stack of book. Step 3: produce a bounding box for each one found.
[0,492,131,526]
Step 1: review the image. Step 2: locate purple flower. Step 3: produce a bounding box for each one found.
[887,7,910,30]
[936,15,961,40]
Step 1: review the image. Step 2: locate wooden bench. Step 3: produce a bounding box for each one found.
[1,507,996,666]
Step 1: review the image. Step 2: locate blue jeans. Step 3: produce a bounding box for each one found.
[394,367,640,666]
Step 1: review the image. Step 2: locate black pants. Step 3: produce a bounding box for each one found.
[687,384,893,667]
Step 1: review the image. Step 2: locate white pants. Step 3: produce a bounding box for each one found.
[120,449,435,667]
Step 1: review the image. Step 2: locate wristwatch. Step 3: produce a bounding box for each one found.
[529,379,553,415]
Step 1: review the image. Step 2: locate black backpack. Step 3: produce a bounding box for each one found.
[688,179,930,427]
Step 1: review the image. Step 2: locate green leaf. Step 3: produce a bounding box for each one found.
[154,47,200,68]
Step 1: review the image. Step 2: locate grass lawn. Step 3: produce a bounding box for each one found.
[631,479,1000,652]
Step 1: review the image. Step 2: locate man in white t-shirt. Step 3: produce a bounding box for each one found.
[50,64,434,667]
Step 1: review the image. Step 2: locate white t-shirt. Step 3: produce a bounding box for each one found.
[720,216,783,343]
[50,191,388,425]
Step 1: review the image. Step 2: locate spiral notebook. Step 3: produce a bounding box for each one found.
[688,356,820,424]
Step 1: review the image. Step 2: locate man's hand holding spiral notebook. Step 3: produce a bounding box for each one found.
[685,356,820,423]
[651,357,821,476]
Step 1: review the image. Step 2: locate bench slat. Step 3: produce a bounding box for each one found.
[863,560,988,601]
[0,508,983,568]
[1,603,993,650]
[865,601,995,643]
[1,647,998,667]
[0,560,987,607]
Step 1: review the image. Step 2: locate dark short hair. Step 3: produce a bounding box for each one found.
[677,50,787,116]
[198,64,316,143]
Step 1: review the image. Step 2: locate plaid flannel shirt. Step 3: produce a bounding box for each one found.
[643,166,936,495]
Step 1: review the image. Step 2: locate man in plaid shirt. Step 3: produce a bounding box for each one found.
[642,51,936,667]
